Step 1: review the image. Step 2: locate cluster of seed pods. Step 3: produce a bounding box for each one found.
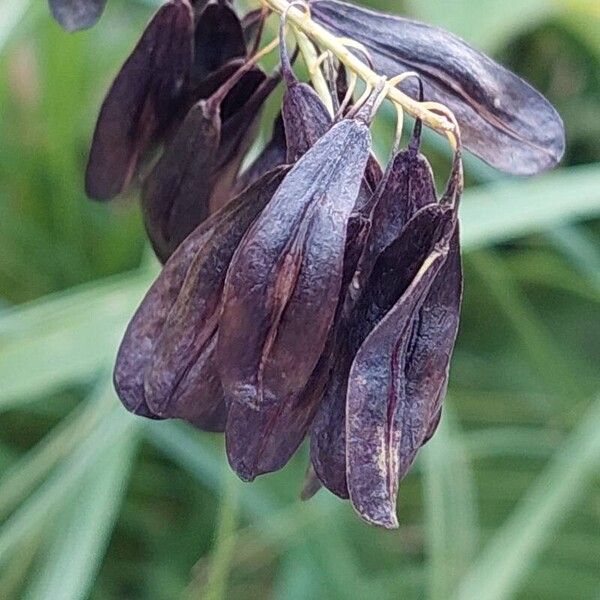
[63,0,564,527]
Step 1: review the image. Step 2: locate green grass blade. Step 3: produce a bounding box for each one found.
[195,472,241,600]
[460,164,600,250]
[422,409,479,600]
[0,394,137,567]
[21,429,137,600]
[0,271,151,409]
[455,394,600,600]
[0,379,114,520]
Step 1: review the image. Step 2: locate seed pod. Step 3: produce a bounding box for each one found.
[190,1,246,84]
[346,237,451,528]
[352,123,435,296]
[49,0,107,31]
[404,228,462,455]
[143,167,289,427]
[85,0,194,200]
[114,168,287,426]
[311,0,565,175]
[218,118,371,481]
[142,67,278,262]
[310,202,455,499]
[279,22,333,163]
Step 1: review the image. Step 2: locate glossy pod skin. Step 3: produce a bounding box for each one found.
[311,0,565,175]
[218,117,371,481]
[85,0,195,201]
[114,168,288,430]
[141,67,277,262]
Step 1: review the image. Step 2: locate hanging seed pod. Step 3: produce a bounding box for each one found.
[142,167,289,428]
[311,151,464,523]
[114,168,287,426]
[49,0,108,31]
[142,65,278,262]
[85,0,194,201]
[399,154,465,452]
[352,118,435,297]
[346,233,452,528]
[311,0,565,175]
[310,182,456,499]
[190,1,247,84]
[218,114,372,481]
[279,24,333,163]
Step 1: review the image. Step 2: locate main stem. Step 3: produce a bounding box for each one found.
[260,0,455,136]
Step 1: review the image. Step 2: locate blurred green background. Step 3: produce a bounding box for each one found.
[0,0,599,598]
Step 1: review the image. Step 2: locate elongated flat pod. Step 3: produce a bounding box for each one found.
[406,229,462,453]
[49,0,107,31]
[210,71,280,213]
[346,241,450,528]
[86,0,194,200]
[310,203,454,498]
[191,1,246,83]
[141,102,220,263]
[143,168,289,420]
[113,169,285,420]
[114,226,212,419]
[311,0,565,175]
[279,22,332,163]
[218,119,370,479]
[283,81,333,163]
[141,67,267,262]
[352,134,436,297]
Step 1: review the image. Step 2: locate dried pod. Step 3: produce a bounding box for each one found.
[311,150,465,523]
[311,202,455,499]
[311,0,565,174]
[49,0,107,31]
[86,0,194,200]
[404,229,462,455]
[141,65,270,262]
[279,32,333,163]
[191,1,246,83]
[143,167,289,427]
[353,123,435,294]
[114,168,287,426]
[346,236,451,528]
[218,117,371,480]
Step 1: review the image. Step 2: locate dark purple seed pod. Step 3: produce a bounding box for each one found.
[346,234,451,528]
[217,117,371,481]
[49,0,107,31]
[279,22,333,163]
[310,200,455,499]
[311,0,565,175]
[142,167,289,427]
[113,168,287,426]
[352,120,436,296]
[191,1,247,83]
[85,0,194,201]
[142,60,281,262]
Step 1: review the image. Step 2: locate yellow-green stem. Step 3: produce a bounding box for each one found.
[293,26,335,115]
[260,0,456,137]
